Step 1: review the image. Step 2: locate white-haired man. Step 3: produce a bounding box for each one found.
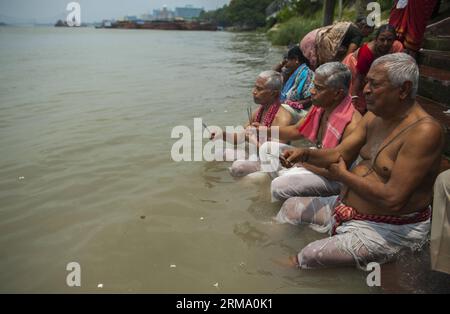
[211,70,292,169]
[230,62,361,199]
[277,53,444,269]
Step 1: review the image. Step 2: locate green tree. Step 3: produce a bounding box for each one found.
[227,0,273,29]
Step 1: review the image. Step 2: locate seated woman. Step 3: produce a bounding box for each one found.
[274,45,314,123]
[342,24,404,114]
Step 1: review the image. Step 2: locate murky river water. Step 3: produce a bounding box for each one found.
[1,26,446,293]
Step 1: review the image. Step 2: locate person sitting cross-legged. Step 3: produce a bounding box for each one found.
[230,62,361,203]
[210,70,292,170]
[276,53,444,269]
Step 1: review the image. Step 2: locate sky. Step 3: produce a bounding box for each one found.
[0,0,231,23]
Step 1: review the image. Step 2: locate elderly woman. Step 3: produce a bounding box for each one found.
[300,18,374,70]
[343,24,404,114]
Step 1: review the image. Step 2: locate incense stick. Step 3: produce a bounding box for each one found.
[202,122,211,134]
[246,106,252,125]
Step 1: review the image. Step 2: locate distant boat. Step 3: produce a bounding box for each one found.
[95,20,113,29]
[54,19,69,27]
[101,20,217,31]
[55,19,87,27]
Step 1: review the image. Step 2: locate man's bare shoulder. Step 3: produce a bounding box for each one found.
[344,110,363,132]
[403,117,444,149]
[348,110,376,131]
[352,110,362,123]
[274,106,294,126]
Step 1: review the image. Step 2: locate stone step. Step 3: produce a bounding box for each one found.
[423,36,450,51]
[417,96,450,158]
[418,65,450,105]
[426,17,450,37]
[418,49,450,71]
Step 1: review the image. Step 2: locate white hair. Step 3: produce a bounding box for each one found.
[371,52,419,99]
[315,62,351,94]
[258,70,283,91]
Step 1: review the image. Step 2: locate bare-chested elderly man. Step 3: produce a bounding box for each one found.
[277,53,444,269]
[211,70,292,165]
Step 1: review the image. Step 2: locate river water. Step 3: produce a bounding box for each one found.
[0,26,425,293]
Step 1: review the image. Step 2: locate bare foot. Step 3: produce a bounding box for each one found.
[272,255,300,268]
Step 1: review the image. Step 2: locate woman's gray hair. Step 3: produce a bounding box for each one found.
[371,52,419,99]
[315,62,351,94]
[258,70,283,91]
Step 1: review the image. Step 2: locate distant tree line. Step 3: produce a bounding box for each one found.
[200,0,395,31]
[200,0,273,30]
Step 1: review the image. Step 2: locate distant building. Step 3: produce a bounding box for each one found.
[140,14,153,21]
[123,15,138,21]
[175,5,203,20]
[153,6,175,21]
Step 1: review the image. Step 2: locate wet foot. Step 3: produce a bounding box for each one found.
[272,255,299,268]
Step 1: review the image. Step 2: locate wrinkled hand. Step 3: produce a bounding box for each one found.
[244,126,261,147]
[250,122,261,129]
[327,156,347,180]
[250,122,268,139]
[254,123,268,133]
[282,148,306,168]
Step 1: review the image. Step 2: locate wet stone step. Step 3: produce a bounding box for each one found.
[418,65,450,106]
[423,36,450,51]
[426,17,450,37]
[418,49,450,71]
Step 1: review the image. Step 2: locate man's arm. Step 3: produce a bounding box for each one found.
[342,110,362,139]
[283,112,370,168]
[330,121,444,211]
[299,110,363,176]
[273,106,293,128]
[252,107,302,142]
[213,109,258,144]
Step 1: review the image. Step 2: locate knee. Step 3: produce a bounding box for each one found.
[276,197,304,224]
[271,177,289,201]
[230,161,247,177]
[297,244,320,269]
[229,160,259,177]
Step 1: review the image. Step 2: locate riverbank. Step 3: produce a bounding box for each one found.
[266,2,392,46]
